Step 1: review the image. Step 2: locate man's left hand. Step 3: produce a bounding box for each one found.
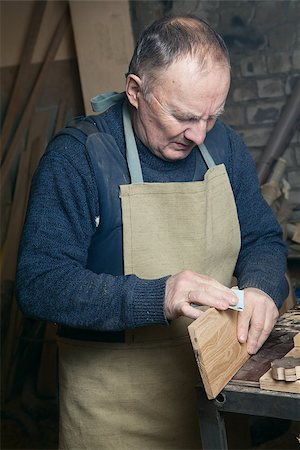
[237,287,279,354]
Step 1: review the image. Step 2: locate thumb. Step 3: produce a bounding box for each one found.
[181,303,204,320]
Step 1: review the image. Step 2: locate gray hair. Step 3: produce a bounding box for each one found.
[127,15,230,99]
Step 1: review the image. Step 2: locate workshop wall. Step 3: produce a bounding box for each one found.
[130,0,300,228]
[0,1,84,247]
[0,0,82,120]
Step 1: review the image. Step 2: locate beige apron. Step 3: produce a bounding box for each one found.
[58,105,241,450]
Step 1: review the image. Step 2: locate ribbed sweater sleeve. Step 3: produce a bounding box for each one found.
[16,135,168,331]
[226,127,289,307]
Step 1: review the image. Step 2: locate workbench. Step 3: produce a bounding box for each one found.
[197,305,300,449]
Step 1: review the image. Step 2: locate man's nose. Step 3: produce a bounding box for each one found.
[184,121,207,145]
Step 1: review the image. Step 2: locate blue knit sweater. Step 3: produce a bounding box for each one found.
[16,101,289,332]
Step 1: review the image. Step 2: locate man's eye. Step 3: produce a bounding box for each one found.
[181,117,198,123]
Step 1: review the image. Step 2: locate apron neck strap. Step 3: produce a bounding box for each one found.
[123,102,144,184]
[198,143,216,169]
[122,101,216,184]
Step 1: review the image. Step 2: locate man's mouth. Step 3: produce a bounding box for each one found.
[173,141,192,150]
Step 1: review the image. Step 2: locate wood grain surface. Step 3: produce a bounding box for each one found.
[188,308,250,399]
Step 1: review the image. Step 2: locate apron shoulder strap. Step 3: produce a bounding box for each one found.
[123,102,144,184]
[198,143,216,169]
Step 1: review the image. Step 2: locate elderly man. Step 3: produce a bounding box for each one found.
[17,15,288,449]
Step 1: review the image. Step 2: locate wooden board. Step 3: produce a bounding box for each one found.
[259,346,300,394]
[188,308,250,399]
[69,0,134,114]
[0,6,68,191]
[0,1,47,157]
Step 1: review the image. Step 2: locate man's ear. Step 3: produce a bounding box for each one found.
[126,74,142,109]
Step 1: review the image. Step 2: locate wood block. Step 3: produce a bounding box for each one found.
[259,346,300,394]
[188,308,250,399]
[271,356,300,381]
[294,332,300,348]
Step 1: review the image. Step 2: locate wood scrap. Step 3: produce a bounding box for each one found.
[260,332,300,394]
[271,356,300,381]
[274,307,300,333]
[294,332,300,347]
[188,308,250,399]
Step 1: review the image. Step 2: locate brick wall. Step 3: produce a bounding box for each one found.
[130,0,300,224]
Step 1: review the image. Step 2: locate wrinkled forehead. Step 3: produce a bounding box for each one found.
[151,57,231,100]
[141,62,230,123]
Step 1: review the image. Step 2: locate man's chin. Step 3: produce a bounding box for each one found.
[162,146,193,161]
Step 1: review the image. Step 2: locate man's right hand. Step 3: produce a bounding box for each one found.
[164,270,238,320]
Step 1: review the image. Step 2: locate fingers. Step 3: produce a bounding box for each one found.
[188,285,236,310]
[237,310,251,345]
[244,315,267,354]
[244,319,271,354]
[164,270,237,320]
[237,288,279,354]
[194,273,238,301]
[247,307,277,354]
[180,302,205,320]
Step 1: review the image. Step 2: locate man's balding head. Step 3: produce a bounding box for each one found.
[127,15,230,98]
